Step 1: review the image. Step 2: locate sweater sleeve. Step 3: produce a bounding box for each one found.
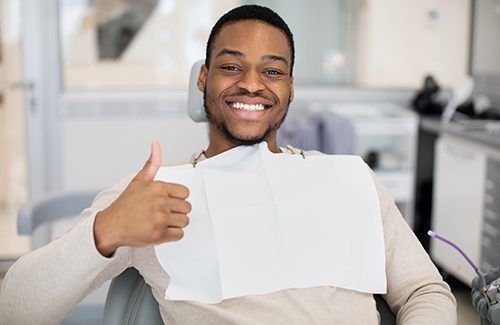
[0,175,134,325]
[372,172,457,324]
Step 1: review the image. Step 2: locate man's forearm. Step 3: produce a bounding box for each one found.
[395,281,457,324]
[0,212,128,325]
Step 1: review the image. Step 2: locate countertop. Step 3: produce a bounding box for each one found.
[420,116,500,150]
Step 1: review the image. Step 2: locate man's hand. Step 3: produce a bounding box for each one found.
[94,141,191,257]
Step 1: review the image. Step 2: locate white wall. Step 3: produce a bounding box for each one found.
[61,97,209,190]
[62,115,209,190]
[356,0,471,88]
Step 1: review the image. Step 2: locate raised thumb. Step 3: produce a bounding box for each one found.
[136,141,162,181]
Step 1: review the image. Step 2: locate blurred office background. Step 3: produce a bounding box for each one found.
[1,0,500,323]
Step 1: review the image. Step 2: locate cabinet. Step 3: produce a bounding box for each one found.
[431,136,486,284]
[431,133,500,285]
[481,159,500,272]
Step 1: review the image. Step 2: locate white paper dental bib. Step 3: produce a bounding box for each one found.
[154,143,386,303]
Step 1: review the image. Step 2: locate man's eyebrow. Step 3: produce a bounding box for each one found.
[215,49,289,67]
[215,48,245,58]
[262,54,289,67]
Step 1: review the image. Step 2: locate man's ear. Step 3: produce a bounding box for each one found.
[197,64,208,92]
[289,76,294,103]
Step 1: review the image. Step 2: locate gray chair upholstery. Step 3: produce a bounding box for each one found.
[375,294,397,325]
[18,189,100,245]
[103,268,163,325]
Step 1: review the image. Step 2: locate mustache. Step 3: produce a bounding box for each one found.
[226,89,263,97]
[224,89,277,103]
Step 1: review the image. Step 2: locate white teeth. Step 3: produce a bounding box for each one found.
[231,102,265,111]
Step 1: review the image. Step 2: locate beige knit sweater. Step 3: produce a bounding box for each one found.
[0,149,456,324]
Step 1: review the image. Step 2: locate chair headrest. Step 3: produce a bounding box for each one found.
[187,60,207,123]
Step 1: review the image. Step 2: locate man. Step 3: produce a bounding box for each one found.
[0,5,456,324]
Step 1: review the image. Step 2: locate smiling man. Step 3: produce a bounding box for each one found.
[0,5,457,325]
[200,14,294,155]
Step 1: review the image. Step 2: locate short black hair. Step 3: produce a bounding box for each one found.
[205,5,295,76]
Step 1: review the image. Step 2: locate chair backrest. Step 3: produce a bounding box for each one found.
[103,268,163,325]
[18,189,100,248]
[187,60,207,123]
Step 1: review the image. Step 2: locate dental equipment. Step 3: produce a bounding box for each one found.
[428,230,500,324]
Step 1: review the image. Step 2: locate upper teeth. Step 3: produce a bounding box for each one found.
[232,102,265,111]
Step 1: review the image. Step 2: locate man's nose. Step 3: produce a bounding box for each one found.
[236,69,265,93]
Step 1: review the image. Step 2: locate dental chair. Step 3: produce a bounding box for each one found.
[103,267,162,324]
[102,60,397,325]
[17,189,104,324]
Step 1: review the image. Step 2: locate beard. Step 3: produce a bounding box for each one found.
[203,88,290,146]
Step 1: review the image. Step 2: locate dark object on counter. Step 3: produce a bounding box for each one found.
[455,100,475,116]
[456,101,500,120]
[365,150,379,169]
[478,109,500,120]
[412,75,445,115]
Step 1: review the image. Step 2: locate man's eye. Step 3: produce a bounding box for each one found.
[265,69,283,76]
[222,66,240,71]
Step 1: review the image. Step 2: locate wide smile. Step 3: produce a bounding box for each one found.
[224,95,275,115]
[227,101,272,111]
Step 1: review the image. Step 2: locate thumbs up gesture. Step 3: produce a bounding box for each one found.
[94,142,191,257]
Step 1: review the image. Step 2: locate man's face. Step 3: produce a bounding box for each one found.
[198,20,294,149]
